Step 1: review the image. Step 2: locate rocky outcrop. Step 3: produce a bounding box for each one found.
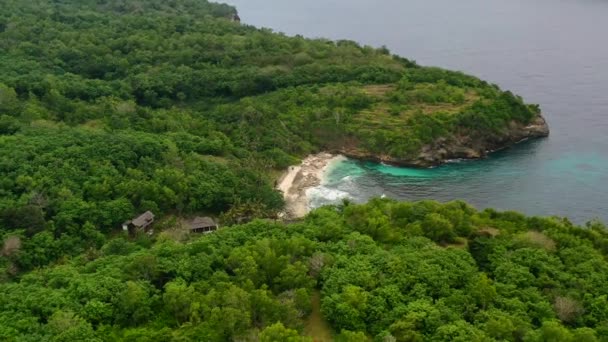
[336,113,549,168]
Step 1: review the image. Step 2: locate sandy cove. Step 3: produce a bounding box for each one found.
[277,152,343,219]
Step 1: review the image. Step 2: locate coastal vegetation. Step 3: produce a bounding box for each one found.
[2,199,608,340]
[0,0,549,269]
[0,0,595,341]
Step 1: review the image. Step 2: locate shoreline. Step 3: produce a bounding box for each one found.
[276,119,550,219]
[277,152,343,220]
[332,113,550,168]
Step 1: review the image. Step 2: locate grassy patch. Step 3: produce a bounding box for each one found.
[352,84,480,131]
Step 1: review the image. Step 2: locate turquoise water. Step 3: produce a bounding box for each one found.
[227,0,608,223]
[310,140,608,223]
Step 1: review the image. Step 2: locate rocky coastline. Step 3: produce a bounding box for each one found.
[336,114,550,168]
[278,114,549,218]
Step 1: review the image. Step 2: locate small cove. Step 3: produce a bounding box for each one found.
[227,0,608,223]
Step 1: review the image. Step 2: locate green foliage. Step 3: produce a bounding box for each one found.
[0,1,558,340]
[260,323,312,342]
[335,329,369,341]
[0,0,544,272]
[422,212,457,243]
[1,200,608,340]
[46,310,101,342]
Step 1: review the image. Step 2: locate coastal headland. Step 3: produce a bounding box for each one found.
[278,115,549,219]
[335,113,550,168]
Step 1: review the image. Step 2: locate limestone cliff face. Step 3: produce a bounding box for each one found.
[337,113,550,167]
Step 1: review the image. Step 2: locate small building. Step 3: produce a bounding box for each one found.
[229,13,241,23]
[123,211,155,233]
[188,217,219,234]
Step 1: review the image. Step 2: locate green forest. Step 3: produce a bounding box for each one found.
[0,0,604,341]
[2,200,608,341]
[0,0,543,269]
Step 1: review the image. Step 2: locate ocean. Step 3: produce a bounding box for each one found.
[225,0,608,223]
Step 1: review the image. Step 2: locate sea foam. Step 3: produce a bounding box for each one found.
[306,185,352,210]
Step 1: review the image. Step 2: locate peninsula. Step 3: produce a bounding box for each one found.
[0,0,551,264]
[5,1,608,342]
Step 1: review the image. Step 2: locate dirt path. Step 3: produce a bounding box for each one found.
[304,290,333,342]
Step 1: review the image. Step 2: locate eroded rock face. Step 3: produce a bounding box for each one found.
[338,113,550,168]
[519,114,551,137]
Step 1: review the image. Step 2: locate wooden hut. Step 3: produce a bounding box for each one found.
[123,211,155,233]
[188,217,219,234]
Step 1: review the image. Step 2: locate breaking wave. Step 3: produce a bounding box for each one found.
[307,185,352,209]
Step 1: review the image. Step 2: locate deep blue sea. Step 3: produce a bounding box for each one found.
[226,0,608,223]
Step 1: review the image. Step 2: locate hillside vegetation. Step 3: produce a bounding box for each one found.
[1,200,608,341]
[0,0,549,271]
[0,2,587,341]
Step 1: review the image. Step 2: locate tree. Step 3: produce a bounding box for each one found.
[335,330,368,341]
[259,323,310,342]
[323,285,369,331]
[0,205,46,235]
[422,213,456,243]
[46,311,101,342]
[524,321,573,342]
[0,115,20,134]
[553,297,583,324]
[572,328,598,342]
[114,281,156,326]
[0,84,20,115]
[431,320,489,342]
[163,278,196,325]
[274,261,315,292]
[467,274,497,310]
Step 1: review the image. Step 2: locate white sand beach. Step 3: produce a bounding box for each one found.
[277,152,343,219]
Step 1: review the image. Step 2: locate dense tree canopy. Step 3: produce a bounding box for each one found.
[0,0,544,270]
[2,200,607,340]
[0,1,582,340]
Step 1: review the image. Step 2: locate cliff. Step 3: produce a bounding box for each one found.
[337,113,549,167]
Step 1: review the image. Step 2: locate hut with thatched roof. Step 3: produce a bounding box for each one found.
[188,217,219,234]
[122,211,155,234]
